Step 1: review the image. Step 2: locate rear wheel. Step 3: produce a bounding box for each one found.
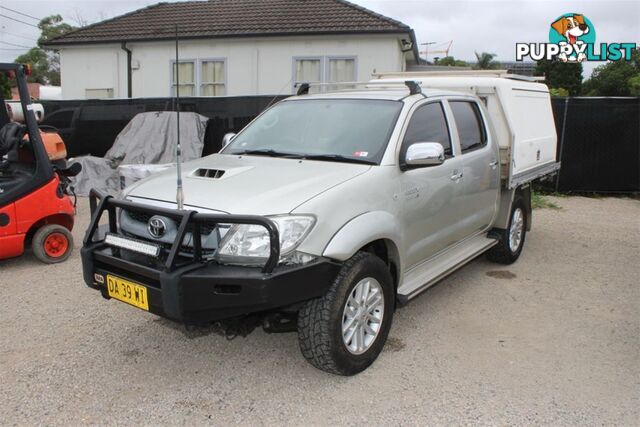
[487,197,527,264]
[297,252,394,375]
[32,224,73,264]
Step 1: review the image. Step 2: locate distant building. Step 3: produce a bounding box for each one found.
[11,83,39,100]
[11,83,62,100]
[501,62,537,76]
[43,0,421,99]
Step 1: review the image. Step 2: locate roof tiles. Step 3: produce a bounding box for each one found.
[45,0,411,45]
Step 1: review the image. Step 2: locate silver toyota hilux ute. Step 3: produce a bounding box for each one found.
[81,74,559,375]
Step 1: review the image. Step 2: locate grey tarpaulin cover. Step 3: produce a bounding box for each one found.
[71,111,208,195]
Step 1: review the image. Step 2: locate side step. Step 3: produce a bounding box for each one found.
[397,233,498,304]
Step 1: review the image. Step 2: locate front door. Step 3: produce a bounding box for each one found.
[399,101,467,270]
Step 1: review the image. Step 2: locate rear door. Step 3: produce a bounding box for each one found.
[446,99,500,235]
[398,100,467,269]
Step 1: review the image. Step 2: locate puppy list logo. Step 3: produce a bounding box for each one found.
[516,13,636,63]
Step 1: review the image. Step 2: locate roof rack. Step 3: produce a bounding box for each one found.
[294,80,423,96]
[372,70,544,82]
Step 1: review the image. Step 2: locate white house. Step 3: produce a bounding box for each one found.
[44,0,420,99]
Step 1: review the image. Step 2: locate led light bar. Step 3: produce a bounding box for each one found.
[104,233,161,257]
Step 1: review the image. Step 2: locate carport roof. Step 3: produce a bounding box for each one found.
[43,0,415,47]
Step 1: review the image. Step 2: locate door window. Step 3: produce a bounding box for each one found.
[449,101,487,153]
[402,102,452,157]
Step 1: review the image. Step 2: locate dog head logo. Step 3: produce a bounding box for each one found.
[549,13,596,62]
[516,14,635,63]
[551,14,590,44]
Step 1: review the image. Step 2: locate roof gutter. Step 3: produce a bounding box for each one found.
[120,42,132,98]
[401,29,422,64]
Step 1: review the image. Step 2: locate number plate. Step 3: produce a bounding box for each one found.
[106,275,149,311]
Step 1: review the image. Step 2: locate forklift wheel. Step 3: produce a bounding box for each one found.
[32,224,74,264]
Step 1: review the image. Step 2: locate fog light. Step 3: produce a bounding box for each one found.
[281,251,317,266]
[105,233,160,257]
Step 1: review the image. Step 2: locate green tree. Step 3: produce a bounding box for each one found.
[0,73,10,99]
[13,15,76,86]
[535,59,583,95]
[38,14,76,45]
[14,48,50,85]
[437,56,469,67]
[473,52,498,70]
[549,87,570,97]
[628,75,640,96]
[582,48,640,96]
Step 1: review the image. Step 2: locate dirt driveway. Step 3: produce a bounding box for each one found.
[0,196,638,425]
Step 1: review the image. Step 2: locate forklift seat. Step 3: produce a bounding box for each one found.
[0,123,30,180]
[0,122,26,157]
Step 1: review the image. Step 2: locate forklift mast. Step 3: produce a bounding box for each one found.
[0,63,54,208]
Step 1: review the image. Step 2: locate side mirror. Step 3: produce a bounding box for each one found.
[404,142,445,168]
[55,161,82,177]
[221,132,236,149]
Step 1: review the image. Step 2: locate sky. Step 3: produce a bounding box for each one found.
[1,0,639,79]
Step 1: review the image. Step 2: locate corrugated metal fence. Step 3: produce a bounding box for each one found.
[39,96,639,193]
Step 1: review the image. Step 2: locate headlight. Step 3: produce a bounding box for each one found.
[215,215,315,265]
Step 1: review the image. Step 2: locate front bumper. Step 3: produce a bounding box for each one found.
[81,190,340,323]
[81,244,340,323]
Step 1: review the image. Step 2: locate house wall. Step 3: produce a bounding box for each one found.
[58,34,406,99]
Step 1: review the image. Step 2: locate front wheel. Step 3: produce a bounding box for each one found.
[487,197,527,265]
[297,252,394,375]
[32,224,74,264]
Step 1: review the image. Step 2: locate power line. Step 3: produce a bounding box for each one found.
[0,47,29,51]
[0,6,41,22]
[0,40,32,49]
[0,14,39,28]
[1,31,38,42]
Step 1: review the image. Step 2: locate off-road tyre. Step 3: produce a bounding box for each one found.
[487,196,527,265]
[297,251,394,375]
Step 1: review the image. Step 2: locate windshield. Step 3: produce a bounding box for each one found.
[224,99,402,164]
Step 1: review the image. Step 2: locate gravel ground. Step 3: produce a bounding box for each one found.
[0,195,638,426]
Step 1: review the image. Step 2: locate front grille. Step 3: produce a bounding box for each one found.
[120,208,219,259]
[127,210,153,224]
[123,209,216,236]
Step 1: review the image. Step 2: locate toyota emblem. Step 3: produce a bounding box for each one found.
[148,216,167,238]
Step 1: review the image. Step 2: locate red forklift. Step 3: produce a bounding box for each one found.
[0,63,81,263]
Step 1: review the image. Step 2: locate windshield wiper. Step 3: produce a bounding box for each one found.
[233,149,302,158]
[302,154,376,165]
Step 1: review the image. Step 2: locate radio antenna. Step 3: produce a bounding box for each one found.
[174,24,184,210]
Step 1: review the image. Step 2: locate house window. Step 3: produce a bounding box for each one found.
[85,88,113,99]
[172,61,195,96]
[201,60,226,96]
[294,58,322,86]
[327,57,356,88]
[293,56,357,92]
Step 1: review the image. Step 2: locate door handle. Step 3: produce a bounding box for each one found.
[450,172,463,181]
[489,160,498,168]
